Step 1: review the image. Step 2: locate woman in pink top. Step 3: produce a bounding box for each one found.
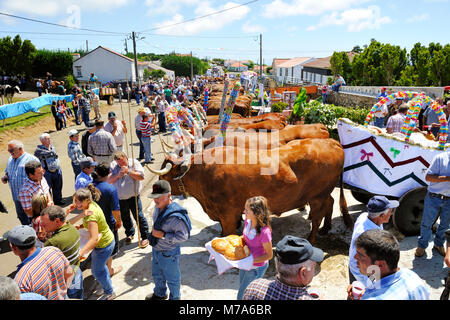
[237,196,273,299]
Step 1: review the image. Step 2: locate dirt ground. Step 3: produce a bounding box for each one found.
[0,92,448,301]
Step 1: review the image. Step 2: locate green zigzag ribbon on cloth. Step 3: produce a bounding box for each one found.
[344,161,427,187]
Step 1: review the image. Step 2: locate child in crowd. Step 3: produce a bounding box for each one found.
[237,196,273,300]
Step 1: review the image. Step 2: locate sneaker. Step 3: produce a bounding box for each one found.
[145,293,168,301]
[415,247,426,257]
[433,245,446,257]
[98,292,116,300]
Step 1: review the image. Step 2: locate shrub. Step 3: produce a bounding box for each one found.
[293,100,370,130]
[271,102,288,113]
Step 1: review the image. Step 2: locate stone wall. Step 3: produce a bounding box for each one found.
[340,86,445,99]
[325,91,377,108]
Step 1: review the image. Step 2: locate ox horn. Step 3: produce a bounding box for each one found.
[146,163,173,176]
[162,139,174,149]
[159,136,171,155]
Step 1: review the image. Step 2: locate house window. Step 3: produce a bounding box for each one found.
[285,68,288,77]
[75,66,82,77]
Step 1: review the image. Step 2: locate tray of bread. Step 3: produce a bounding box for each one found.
[205,235,254,275]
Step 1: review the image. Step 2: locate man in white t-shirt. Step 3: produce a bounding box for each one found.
[348,196,398,288]
[104,111,128,152]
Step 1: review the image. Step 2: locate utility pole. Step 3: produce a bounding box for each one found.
[86,40,88,52]
[190,51,194,81]
[132,31,140,87]
[259,33,263,79]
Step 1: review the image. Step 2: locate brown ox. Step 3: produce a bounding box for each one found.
[202,124,330,150]
[204,119,287,132]
[206,113,286,125]
[149,138,352,244]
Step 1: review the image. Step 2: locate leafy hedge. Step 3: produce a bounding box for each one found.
[290,100,370,130]
[271,102,288,113]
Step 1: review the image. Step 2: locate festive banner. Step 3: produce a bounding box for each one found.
[217,81,241,146]
[218,80,229,123]
[203,87,209,113]
[338,119,446,197]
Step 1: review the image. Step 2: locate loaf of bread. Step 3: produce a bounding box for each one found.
[211,235,250,261]
[211,238,229,255]
[224,243,250,261]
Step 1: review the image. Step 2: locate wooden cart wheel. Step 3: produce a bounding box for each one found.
[392,187,427,236]
[351,190,374,205]
[107,95,114,105]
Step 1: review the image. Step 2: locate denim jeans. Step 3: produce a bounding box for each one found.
[322,93,328,104]
[237,263,269,300]
[44,169,63,204]
[14,199,31,225]
[67,267,84,300]
[136,130,145,159]
[91,239,115,295]
[119,196,149,240]
[82,108,90,127]
[135,94,141,105]
[141,136,153,163]
[374,117,385,128]
[418,192,450,249]
[158,112,167,133]
[152,247,181,300]
[71,162,81,180]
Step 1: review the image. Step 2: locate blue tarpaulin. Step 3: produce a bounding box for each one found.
[0,88,100,120]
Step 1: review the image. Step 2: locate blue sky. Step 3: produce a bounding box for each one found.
[0,0,449,65]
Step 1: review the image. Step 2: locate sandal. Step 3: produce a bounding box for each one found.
[125,235,134,244]
[139,239,149,249]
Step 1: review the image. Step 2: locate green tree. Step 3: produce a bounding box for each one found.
[0,35,36,76]
[330,51,352,84]
[161,54,208,77]
[150,69,165,79]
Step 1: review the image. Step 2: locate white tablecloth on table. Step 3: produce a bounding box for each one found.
[205,237,254,275]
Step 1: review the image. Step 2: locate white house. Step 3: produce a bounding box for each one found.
[276,57,316,83]
[72,46,148,84]
[139,61,175,81]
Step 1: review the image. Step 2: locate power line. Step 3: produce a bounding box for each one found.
[0,30,124,37]
[0,12,126,35]
[139,0,259,33]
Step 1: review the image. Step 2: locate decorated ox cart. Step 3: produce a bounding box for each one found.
[338,91,448,236]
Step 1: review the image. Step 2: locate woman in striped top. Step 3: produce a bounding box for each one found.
[139,113,155,164]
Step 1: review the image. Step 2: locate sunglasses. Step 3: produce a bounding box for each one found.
[8,148,16,153]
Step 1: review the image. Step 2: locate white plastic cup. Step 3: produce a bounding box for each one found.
[351,281,365,299]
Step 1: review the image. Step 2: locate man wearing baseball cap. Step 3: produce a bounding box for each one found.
[67,129,86,179]
[348,196,398,287]
[8,225,73,300]
[75,157,97,190]
[145,180,191,301]
[243,235,323,300]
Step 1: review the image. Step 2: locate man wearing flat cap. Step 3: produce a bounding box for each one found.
[8,225,73,300]
[243,235,323,300]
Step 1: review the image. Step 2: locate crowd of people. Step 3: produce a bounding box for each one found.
[373,87,450,140]
[0,74,449,301]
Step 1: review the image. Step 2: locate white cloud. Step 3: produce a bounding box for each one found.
[406,13,430,23]
[262,0,372,18]
[307,5,391,32]
[1,0,130,17]
[145,0,201,17]
[241,21,267,34]
[153,2,250,35]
